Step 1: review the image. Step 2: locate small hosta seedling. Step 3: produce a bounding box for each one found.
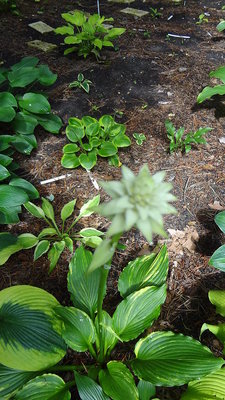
[196,13,208,24]
[69,73,92,93]
[165,120,211,154]
[133,132,146,145]
[149,7,162,19]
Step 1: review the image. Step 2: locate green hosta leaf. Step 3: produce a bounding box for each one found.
[38,228,58,239]
[82,116,97,127]
[0,363,36,400]
[34,240,50,261]
[210,66,225,83]
[0,185,29,222]
[94,38,103,49]
[66,124,84,142]
[62,11,86,26]
[12,112,38,135]
[99,361,139,400]
[56,306,96,352]
[99,115,114,130]
[38,65,57,86]
[98,142,117,157]
[11,56,39,71]
[208,290,225,317]
[61,199,76,222]
[78,194,100,218]
[55,25,74,35]
[113,284,166,341]
[137,380,156,400]
[11,133,37,155]
[217,20,225,32]
[197,85,225,103]
[131,331,224,386]
[79,151,97,170]
[104,27,126,39]
[15,374,71,400]
[0,135,12,152]
[118,245,168,297]
[0,92,17,108]
[75,372,110,400]
[9,178,39,200]
[0,154,13,167]
[63,143,80,153]
[79,228,104,237]
[95,311,118,357]
[24,201,45,218]
[0,285,66,371]
[113,133,131,148]
[80,235,102,248]
[42,197,55,222]
[64,236,73,253]
[61,153,80,168]
[8,67,39,88]
[209,245,225,271]
[48,241,65,273]
[19,93,51,114]
[215,211,225,234]
[17,233,38,249]
[201,323,225,353]
[35,113,62,134]
[181,367,225,400]
[68,246,104,318]
[86,122,100,137]
[0,165,10,181]
[0,232,22,266]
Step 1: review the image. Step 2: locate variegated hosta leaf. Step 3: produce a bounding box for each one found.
[14,374,71,399]
[118,245,168,297]
[0,285,66,371]
[68,246,105,318]
[95,311,119,357]
[209,245,225,271]
[55,306,96,352]
[113,284,167,341]
[75,372,110,400]
[181,367,225,399]
[0,363,36,399]
[208,290,225,317]
[201,323,225,354]
[131,331,224,386]
[99,361,139,400]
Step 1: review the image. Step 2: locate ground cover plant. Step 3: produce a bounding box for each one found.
[0,166,224,400]
[55,10,125,59]
[61,115,131,170]
[0,56,62,223]
[197,65,225,103]
[69,73,92,93]
[0,195,102,272]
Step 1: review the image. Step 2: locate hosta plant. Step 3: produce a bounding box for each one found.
[0,195,102,272]
[217,20,225,32]
[165,120,211,153]
[197,65,225,103]
[209,210,225,272]
[69,73,92,93]
[55,10,125,59]
[61,115,131,170]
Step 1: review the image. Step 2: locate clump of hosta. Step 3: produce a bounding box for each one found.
[98,165,176,242]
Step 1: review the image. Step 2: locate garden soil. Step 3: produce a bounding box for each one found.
[0,0,225,398]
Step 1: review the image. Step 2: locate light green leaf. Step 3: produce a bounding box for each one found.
[34,240,50,261]
[79,228,104,237]
[19,93,51,114]
[0,363,36,400]
[64,236,74,253]
[95,311,118,357]
[118,245,168,297]
[24,201,45,218]
[210,65,225,83]
[62,11,86,26]
[113,285,166,341]
[215,211,225,234]
[42,197,55,222]
[61,199,76,222]
[181,367,225,399]
[38,228,58,239]
[79,152,97,170]
[68,246,104,318]
[75,372,110,400]
[137,380,156,400]
[99,361,139,400]
[201,323,225,353]
[61,153,80,169]
[217,20,225,32]
[15,374,71,399]
[55,25,74,35]
[80,235,102,248]
[98,142,117,157]
[131,331,224,386]
[197,85,225,103]
[56,306,96,352]
[208,290,225,317]
[48,241,65,273]
[209,245,225,271]
[0,285,66,371]
[78,194,100,218]
[63,143,80,153]
[17,233,38,249]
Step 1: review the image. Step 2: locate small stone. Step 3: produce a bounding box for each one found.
[120,7,149,17]
[27,40,57,52]
[28,21,54,34]
[219,137,225,144]
[102,23,114,29]
[179,67,187,72]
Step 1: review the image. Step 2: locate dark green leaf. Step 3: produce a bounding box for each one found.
[19,93,51,114]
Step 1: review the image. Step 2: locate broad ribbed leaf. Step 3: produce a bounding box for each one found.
[137,380,156,400]
[95,311,118,357]
[209,245,225,271]
[68,246,104,318]
[118,245,168,297]
[113,285,166,341]
[99,361,139,400]
[208,290,225,317]
[215,211,225,234]
[0,285,66,371]
[182,367,225,399]
[56,306,96,352]
[15,374,71,399]
[131,331,224,386]
[0,363,36,399]
[75,372,110,400]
